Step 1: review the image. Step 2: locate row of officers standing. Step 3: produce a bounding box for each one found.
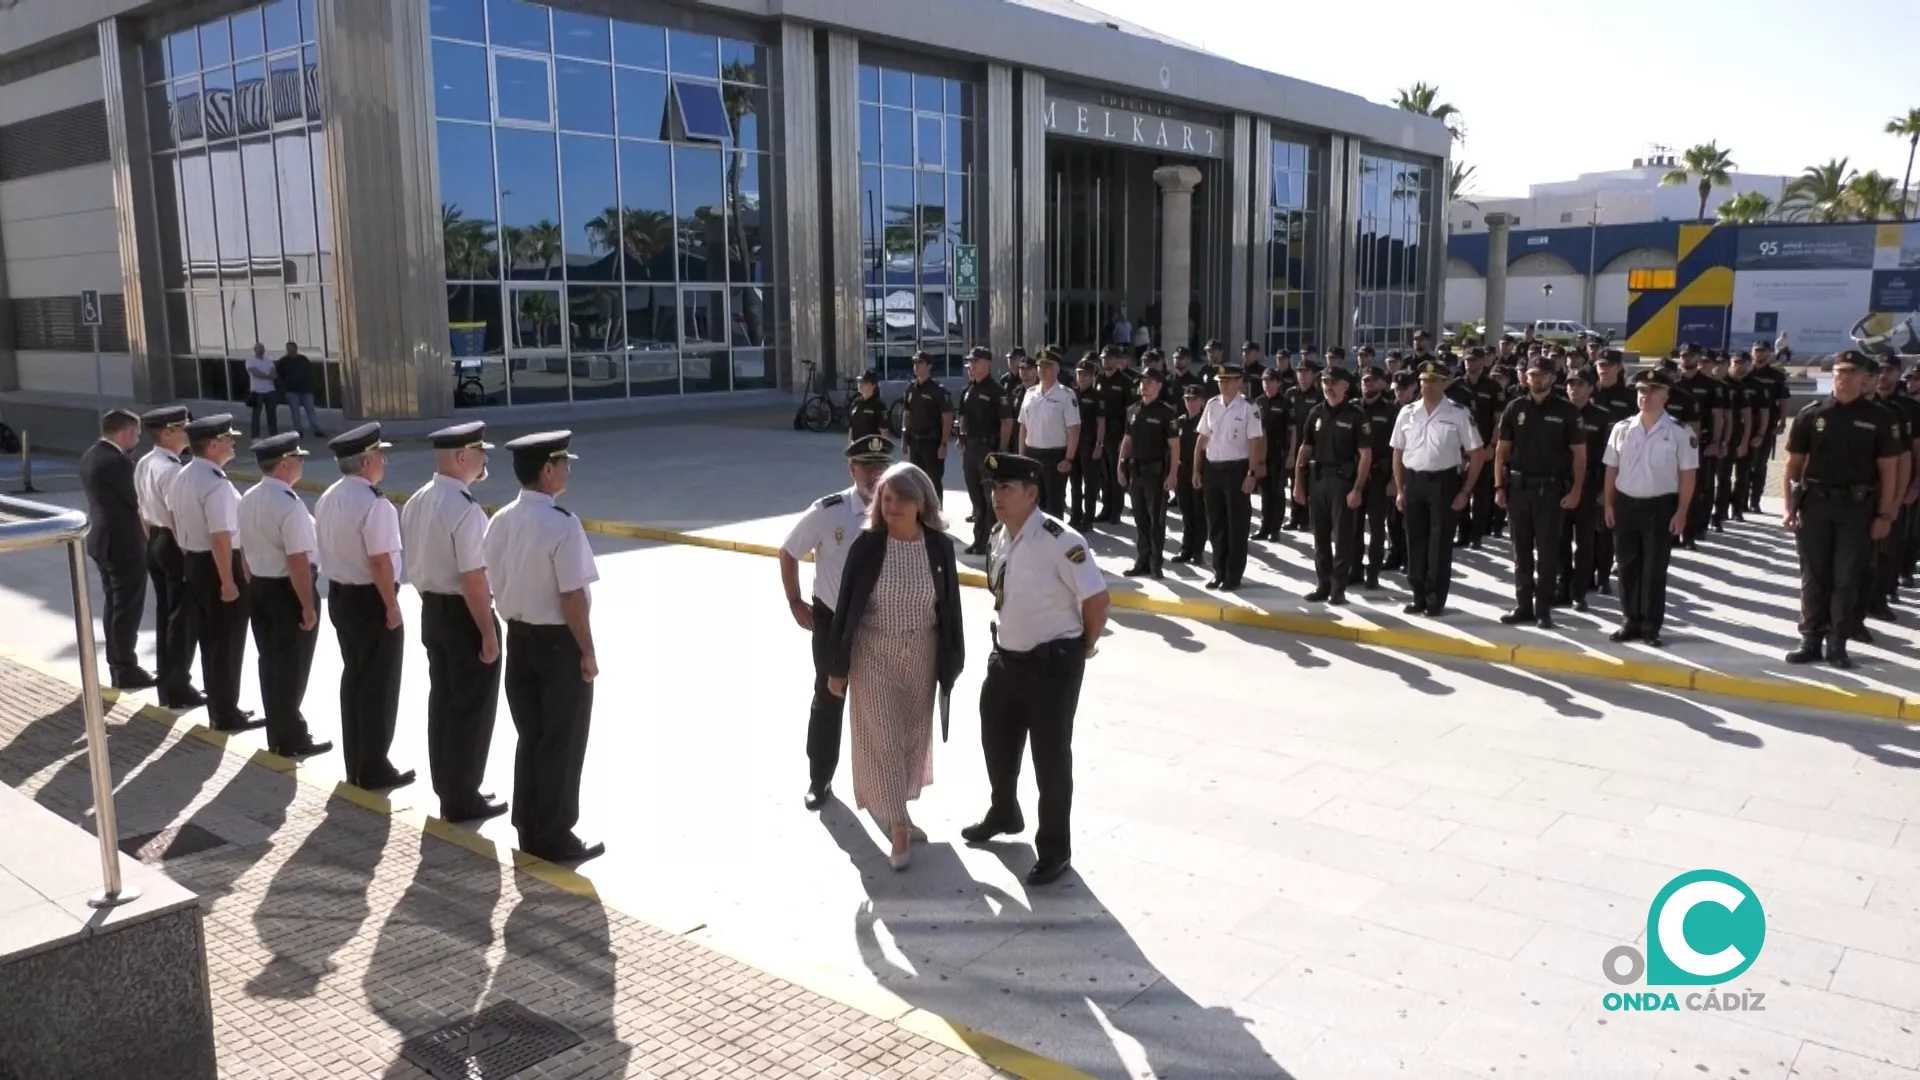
[77,409,609,864]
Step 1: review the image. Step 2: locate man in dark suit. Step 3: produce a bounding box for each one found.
[79,409,154,689]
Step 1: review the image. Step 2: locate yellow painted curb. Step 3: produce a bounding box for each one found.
[1359,626,1512,663]
[1510,644,1693,690]
[1688,669,1905,721]
[897,1008,1102,1080]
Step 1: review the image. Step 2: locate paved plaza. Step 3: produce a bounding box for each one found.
[3,419,1920,1078]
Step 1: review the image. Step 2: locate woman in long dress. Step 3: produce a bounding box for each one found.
[827,462,964,870]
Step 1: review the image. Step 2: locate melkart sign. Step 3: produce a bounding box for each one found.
[1043,83,1225,159]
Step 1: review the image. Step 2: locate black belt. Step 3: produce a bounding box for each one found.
[1508,473,1567,487]
[506,619,572,637]
[1408,466,1461,477]
[329,580,378,591]
[991,638,1083,665]
[1204,457,1248,466]
[1130,458,1167,469]
[1311,463,1355,478]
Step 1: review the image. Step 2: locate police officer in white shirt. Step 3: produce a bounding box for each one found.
[960,453,1110,887]
[1192,363,1265,591]
[1602,370,1698,647]
[1017,348,1081,518]
[484,431,603,864]
[780,434,893,810]
[237,432,330,758]
[136,405,201,707]
[402,421,507,824]
[1390,360,1487,615]
[165,414,259,731]
[314,423,411,790]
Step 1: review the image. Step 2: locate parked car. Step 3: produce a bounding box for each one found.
[1530,320,1610,345]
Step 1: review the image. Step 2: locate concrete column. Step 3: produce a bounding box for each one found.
[773,21,821,391]
[99,17,167,402]
[1017,71,1046,350]
[1153,165,1203,354]
[823,32,863,379]
[1483,212,1515,345]
[985,65,1016,361]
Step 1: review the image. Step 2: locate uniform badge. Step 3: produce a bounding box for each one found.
[985,453,999,470]
[1314,418,1322,432]
[834,526,844,543]
[1065,545,1087,565]
[868,437,884,453]
[1815,418,1826,433]
[1518,412,1527,426]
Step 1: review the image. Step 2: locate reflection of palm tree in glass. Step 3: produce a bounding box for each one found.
[585,206,673,275]
[515,289,562,349]
[441,203,497,323]
[503,220,561,278]
[722,62,763,345]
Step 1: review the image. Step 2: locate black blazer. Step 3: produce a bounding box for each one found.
[827,527,965,739]
[79,439,144,569]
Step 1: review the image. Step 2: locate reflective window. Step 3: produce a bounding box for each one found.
[675,145,724,282]
[556,58,612,134]
[1266,133,1321,356]
[428,0,486,43]
[551,10,609,60]
[433,41,490,123]
[612,22,665,70]
[568,284,625,399]
[1354,153,1434,350]
[488,0,550,52]
[668,30,717,79]
[616,68,669,140]
[618,140,673,281]
[559,135,617,280]
[672,80,730,142]
[496,128,560,279]
[493,53,552,126]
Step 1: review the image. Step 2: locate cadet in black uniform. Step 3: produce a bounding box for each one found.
[1495,356,1587,628]
[1455,348,1504,547]
[1355,367,1398,589]
[1172,384,1208,563]
[1559,370,1612,611]
[1724,352,1766,523]
[1283,359,1324,531]
[1294,367,1370,604]
[1679,349,1728,543]
[1385,370,1419,570]
[79,408,153,690]
[999,347,1027,402]
[847,370,892,441]
[1861,360,1915,623]
[1783,352,1903,668]
[902,351,954,490]
[1070,358,1107,528]
[1747,340,1792,513]
[1253,369,1292,540]
[1169,346,1206,401]
[1118,368,1179,578]
[958,346,1013,555]
[1008,352,1039,418]
[1097,345,1136,521]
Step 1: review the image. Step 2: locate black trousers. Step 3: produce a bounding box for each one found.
[907,436,946,491]
[505,620,594,850]
[1101,437,1125,518]
[1070,446,1102,524]
[1797,495,1874,644]
[1710,454,1740,523]
[248,573,318,749]
[1404,469,1461,609]
[1203,459,1252,585]
[1559,481,1604,599]
[1258,442,1290,534]
[1729,452,1758,518]
[1751,424,1778,510]
[147,528,195,698]
[962,441,997,549]
[1029,447,1069,517]
[1614,493,1678,633]
[327,581,403,785]
[979,643,1085,865]
[1355,468,1394,581]
[1685,450,1716,540]
[1128,461,1169,571]
[93,553,147,681]
[1507,477,1568,611]
[422,592,502,813]
[183,549,249,726]
[1175,464,1207,559]
[1462,457,1496,543]
[1284,441,1309,529]
[1308,468,1358,592]
[805,598,846,788]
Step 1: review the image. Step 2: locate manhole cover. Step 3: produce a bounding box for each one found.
[120,823,228,863]
[400,1000,582,1080]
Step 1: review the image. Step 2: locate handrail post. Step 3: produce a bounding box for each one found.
[19,430,35,494]
[65,535,137,908]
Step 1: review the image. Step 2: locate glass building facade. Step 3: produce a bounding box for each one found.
[857,63,975,381]
[1265,134,1320,355]
[428,0,774,406]
[144,0,339,406]
[1353,152,1435,350]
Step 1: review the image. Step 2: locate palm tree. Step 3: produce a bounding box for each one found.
[1887,107,1920,220]
[1659,142,1736,221]
[1847,170,1904,221]
[1448,161,1479,208]
[1392,82,1464,142]
[506,220,561,278]
[1715,190,1774,225]
[1782,158,1857,222]
[721,61,758,290]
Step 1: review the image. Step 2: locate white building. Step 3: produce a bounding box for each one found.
[1451,154,1796,235]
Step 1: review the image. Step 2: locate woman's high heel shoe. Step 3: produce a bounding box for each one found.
[889,824,912,871]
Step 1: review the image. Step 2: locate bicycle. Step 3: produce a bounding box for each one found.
[796,360,858,432]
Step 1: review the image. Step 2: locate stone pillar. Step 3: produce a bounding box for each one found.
[99,17,167,401]
[823,31,863,380]
[1483,212,1515,345]
[1153,165,1203,354]
[774,21,822,391]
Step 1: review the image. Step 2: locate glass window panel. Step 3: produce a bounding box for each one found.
[881,168,914,287]
[266,51,303,125]
[210,142,248,279]
[436,121,499,280]
[568,285,626,400]
[496,128,560,280]
[946,117,965,173]
[310,128,333,282]
[202,67,235,141]
[170,356,199,399]
[667,30,717,78]
[726,152,764,282]
[240,138,281,273]
[226,288,256,350]
[507,287,569,403]
[623,285,675,345]
[880,68,910,108]
[231,9,265,60]
[488,0,550,51]
[913,73,942,112]
[198,356,230,399]
[612,21,665,69]
[447,283,507,407]
[432,41,489,122]
[946,174,966,246]
[200,19,232,69]
[172,79,205,142]
[254,287,289,348]
[947,79,968,117]
[551,10,610,60]
[858,166,880,285]
[286,286,323,352]
[915,114,942,170]
[299,0,316,42]
[858,65,879,104]
[190,291,226,353]
[679,286,725,348]
[154,157,188,288]
[302,46,321,122]
[616,139,674,281]
[180,150,215,284]
[730,286,767,346]
[146,86,176,152]
[556,59,613,134]
[681,348,727,393]
[671,80,730,142]
[880,107,911,168]
[673,145,723,282]
[615,68,669,139]
[494,53,551,126]
[165,292,191,354]
[720,39,762,84]
[731,348,771,391]
[264,0,301,52]
[429,0,486,43]
[233,60,269,136]
[863,287,886,344]
[727,85,767,153]
[167,30,199,78]
[858,104,879,164]
[559,135,618,281]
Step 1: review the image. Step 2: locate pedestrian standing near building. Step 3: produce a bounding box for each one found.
[781,436,892,811]
[315,423,412,790]
[961,453,1109,887]
[1253,369,1291,540]
[79,408,153,691]
[1202,340,1229,395]
[1171,384,1208,564]
[1283,357,1323,531]
[237,432,330,758]
[1293,367,1368,603]
[1559,370,1612,612]
[957,347,1012,555]
[245,343,281,439]
[1018,348,1080,517]
[1097,346,1135,521]
[402,422,508,823]
[1747,339,1792,514]
[847,370,891,441]
[1495,357,1587,629]
[1111,307,1133,355]
[277,341,325,438]
[1069,358,1107,529]
[1117,368,1178,578]
[1194,364,1263,591]
[902,351,954,491]
[1354,367,1397,589]
[485,431,603,863]
[166,414,258,731]
[1603,371,1699,647]
[1391,362,1482,616]
[136,406,201,708]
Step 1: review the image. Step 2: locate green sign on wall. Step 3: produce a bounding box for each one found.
[953,244,980,302]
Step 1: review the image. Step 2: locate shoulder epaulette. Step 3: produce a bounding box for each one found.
[554,505,574,517]
[284,489,297,500]
[818,493,844,508]
[462,490,477,505]
[1042,517,1064,537]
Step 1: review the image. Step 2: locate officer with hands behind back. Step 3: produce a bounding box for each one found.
[238,432,330,758]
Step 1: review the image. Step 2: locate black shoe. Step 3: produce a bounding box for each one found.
[1536,613,1555,629]
[1499,608,1535,625]
[358,768,417,791]
[1784,640,1823,664]
[1469,539,1483,550]
[159,687,207,710]
[1402,602,1428,615]
[313,430,329,438]
[1069,517,1089,530]
[1364,575,1380,590]
[1149,567,1164,580]
[1328,591,1348,606]
[960,813,1025,844]
[1681,538,1698,551]
[1304,588,1330,602]
[1204,579,1224,590]
[1711,519,1724,533]
[1608,626,1643,643]
[211,712,265,734]
[525,836,605,864]
[110,668,158,691]
[1026,857,1073,886]
[1828,647,1855,670]
[1552,591,1572,608]
[270,738,332,759]
[1122,564,1148,577]
[1424,605,1447,618]
[1573,597,1590,613]
[1867,606,1898,623]
[1218,580,1241,593]
[1642,633,1665,648]
[442,797,509,824]
[1732,510,1746,522]
[1851,626,1875,645]
[804,784,830,811]
[1596,579,1612,596]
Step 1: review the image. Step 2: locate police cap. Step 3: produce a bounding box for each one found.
[1140,367,1166,384]
[503,430,577,465]
[251,431,308,464]
[1204,338,1227,352]
[1215,363,1244,379]
[846,434,895,462]
[1075,357,1099,374]
[1320,367,1354,386]
[982,453,1044,484]
[1417,360,1450,380]
[1597,349,1624,366]
[184,413,241,441]
[1182,383,1205,399]
[1833,350,1869,370]
[1565,368,1595,388]
[1299,357,1323,373]
[141,405,190,430]
[858,369,880,385]
[911,350,935,366]
[428,421,492,451]
[1526,355,1556,371]
[1036,347,1062,366]
[1632,369,1673,389]
[1393,371,1419,390]
[967,345,993,362]
[1101,343,1128,359]
[1171,345,1192,359]
[1326,346,1347,361]
[1241,340,1261,353]
[1363,365,1386,380]
[328,422,392,458]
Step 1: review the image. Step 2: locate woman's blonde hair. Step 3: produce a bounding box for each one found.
[866,461,947,532]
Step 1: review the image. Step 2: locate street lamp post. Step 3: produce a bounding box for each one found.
[1582,204,1601,328]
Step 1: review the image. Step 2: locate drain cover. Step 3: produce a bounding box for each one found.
[120,823,229,863]
[399,1001,582,1080]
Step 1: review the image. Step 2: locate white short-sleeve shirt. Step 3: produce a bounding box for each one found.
[1390,398,1484,471]
[1197,394,1261,462]
[238,477,318,578]
[779,485,870,610]
[987,512,1107,652]
[401,473,490,596]
[313,475,403,585]
[135,447,185,530]
[1018,382,1081,450]
[165,457,241,553]
[1604,413,1700,498]
[483,490,599,625]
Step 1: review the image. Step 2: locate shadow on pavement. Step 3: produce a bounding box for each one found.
[247,795,392,1000]
[483,878,634,1075]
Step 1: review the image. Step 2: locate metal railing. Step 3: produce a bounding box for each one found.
[0,494,138,908]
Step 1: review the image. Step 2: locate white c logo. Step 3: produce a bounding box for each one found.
[1656,879,1747,978]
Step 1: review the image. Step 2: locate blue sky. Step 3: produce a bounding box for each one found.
[1085,0,1918,200]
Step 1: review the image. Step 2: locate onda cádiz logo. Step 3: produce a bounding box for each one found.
[1600,870,1767,1014]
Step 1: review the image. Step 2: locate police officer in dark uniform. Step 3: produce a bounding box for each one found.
[1283,357,1324,531]
[1355,367,1398,589]
[1118,369,1178,578]
[1783,352,1903,668]
[79,408,154,690]
[1747,339,1792,513]
[1495,356,1587,628]
[1070,357,1108,528]
[1169,346,1206,400]
[958,346,1013,554]
[1679,348,1728,544]
[1724,351,1767,524]
[1294,367,1370,604]
[1007,351,1039,418]
[1172,383,1208,564]
[902,350,954,490]
[1253,368,1292,540]
[1240,340,1267,388]
[847,370,891,441]
[1000,347,1027,401]
[1559,369,1612,611]
[1455,348,1504,547]
[1860,360,1914,624]
[1097,345,1136,521]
